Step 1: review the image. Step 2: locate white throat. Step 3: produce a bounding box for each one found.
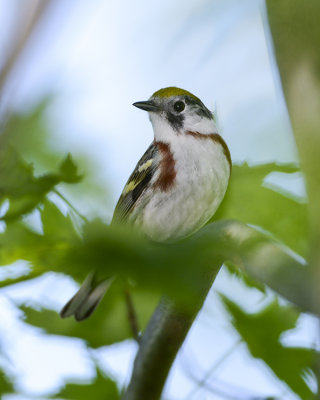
[149,112,218,143]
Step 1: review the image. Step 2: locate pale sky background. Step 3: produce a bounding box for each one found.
[0,1,316,399]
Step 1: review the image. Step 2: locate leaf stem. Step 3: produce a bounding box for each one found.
[53,188,88,223]
[124,289,141,343]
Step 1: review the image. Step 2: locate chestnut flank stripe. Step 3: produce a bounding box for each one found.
[186,131,232,172]
[154,141,177,191]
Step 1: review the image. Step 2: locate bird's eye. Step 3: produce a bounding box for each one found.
[173,101,185,113]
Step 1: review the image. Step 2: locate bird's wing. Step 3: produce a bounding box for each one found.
[112,142,159,224]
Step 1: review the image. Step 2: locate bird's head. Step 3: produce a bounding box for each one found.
[133,87,217,141]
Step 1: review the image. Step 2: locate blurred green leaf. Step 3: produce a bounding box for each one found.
[61,219,314,314]
[0,141,82,221]
[1,99,111,220]
[1,99,59,171]
[225,260,266,294]
[21,281,159,346]
[0,270,39,288]
[0,201,79,286]
[214,163,308,256]
[41,200,80,243]
[62,219,221,304]
[221,295,315,399]
[0,198,314,314]
[0,221,44,267]
[58,153,82,184]
[0,371,14,395]
[0,145,56,220]
[52,368,119,400]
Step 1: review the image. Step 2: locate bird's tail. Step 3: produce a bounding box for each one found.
[60,272,113,321]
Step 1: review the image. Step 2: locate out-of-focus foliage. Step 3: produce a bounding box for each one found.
[1,99,60,171]
[0,100,316,397]
[221,295,315,399]
[51,367,119,400]
[266,2,320,395]
[21,284,159,347]
[0,371,14,396]
[0,190,311,310]
[213,163,308,256]
[0,173,316,396]
[267,0,320,270]
[1,100,111,219]
[0,1,319,398]
[0,143,81,221]
[0,99,121,396]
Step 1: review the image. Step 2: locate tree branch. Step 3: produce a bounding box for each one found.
[0,0,53,95]
[121,219,315,399]
[122,267,221,400]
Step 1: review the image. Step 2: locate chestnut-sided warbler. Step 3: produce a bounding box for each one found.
[60,87,231,321]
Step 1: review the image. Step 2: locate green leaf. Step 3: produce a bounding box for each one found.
[220,295,315,399]
[0,371,14,395]
[41,200,80,243]
[0,210,314,315]
[0,270,39,289]
[1,99,110,220]
[0,201,80,286]
[0,98,59,171]
[0,221,44,267]
[67,219,312,309]
[225,260,266,294]
[0,142,82,221]
[60,219,221,305]
[58,154,82,183]
[214,163,308,256]
[21,281,159,346]
[52,368,119,400]
[0,145,57,220]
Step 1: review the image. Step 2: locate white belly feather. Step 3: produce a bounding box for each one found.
[135,135,230,242]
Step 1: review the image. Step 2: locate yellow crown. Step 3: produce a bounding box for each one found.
[151,87,201,103]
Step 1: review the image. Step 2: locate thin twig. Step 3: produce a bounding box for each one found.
[53,188,88,223]
[124,289,141,343]
[0,0,54,115]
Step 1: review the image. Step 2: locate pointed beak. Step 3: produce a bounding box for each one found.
[133,100,161,112]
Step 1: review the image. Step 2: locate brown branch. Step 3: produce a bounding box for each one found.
[0,0,57,121]
[0,0,52,93]
[122,266,221,400]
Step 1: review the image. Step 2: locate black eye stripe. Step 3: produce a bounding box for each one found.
[173,101,185,113]
[167,112,184,130]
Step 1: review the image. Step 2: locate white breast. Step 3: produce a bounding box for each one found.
[136,134,230,242]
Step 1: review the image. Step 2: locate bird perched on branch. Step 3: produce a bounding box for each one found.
[60,87,231,321]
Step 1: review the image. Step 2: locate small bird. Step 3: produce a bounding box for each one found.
[60,87,231,321]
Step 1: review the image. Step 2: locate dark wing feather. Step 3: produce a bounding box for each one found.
[112,143,158,224]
